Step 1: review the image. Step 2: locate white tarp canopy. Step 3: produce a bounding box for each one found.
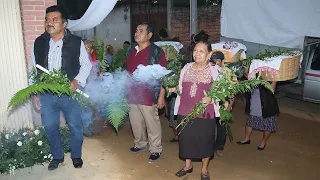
[67,0,118,31]
[221,0,320,49]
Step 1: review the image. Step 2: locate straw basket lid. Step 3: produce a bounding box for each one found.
[261,55,301,81]
[155,41,183,60]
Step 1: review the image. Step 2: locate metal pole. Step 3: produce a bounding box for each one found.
[190,0,198,37]
[167,0,172,32]
[148,0,151,22]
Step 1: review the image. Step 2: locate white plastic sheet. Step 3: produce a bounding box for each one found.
[221,0,320,49]
[67,0,118,31]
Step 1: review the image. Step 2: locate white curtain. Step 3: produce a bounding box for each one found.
[221,0,320,49]
[67,0,118,31]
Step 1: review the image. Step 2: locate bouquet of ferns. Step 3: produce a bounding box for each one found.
[7,68,87,110]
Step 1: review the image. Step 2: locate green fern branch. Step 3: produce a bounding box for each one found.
[109,46,129,72]
[8,68,88,111]
[106,99,130,133]
[8,82,71,110]
[93,37,105,62]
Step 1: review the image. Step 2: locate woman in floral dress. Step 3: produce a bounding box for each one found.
[170,41,221,180]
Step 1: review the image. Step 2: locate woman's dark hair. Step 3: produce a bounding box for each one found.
[159,28,168,39]
[194,30,209,42]
[188,30,210,52]
[195,40,212,52]
[46,5,68,23]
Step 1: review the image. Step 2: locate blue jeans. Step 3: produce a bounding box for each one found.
[40,93,83,159]
[81,107,93,128]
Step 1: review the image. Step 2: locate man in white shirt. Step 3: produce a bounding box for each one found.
[29,5,92,170]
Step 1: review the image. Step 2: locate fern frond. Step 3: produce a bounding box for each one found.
[109,46,129,72]
[100,57,109,73]
[93,37,105,62]
[8,82,71,110]
[106,100,130,133]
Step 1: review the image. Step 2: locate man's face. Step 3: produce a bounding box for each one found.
[135,25,152,44]
[214,58,222,67]
[45,11,66,36]
[123,43,130,48]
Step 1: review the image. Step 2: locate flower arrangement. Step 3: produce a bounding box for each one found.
[176,66,273,141]
[222,41,239,50]
[0,127,70,175]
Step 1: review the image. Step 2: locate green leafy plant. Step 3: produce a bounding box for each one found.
[93,37,108,73]
[7,68,87,110]
[93,37,105,62]
[106,99,130,133]
[160,50,183,97]
[176,66,274,141]
[0,127,70,175]
[242,49,302,67]
[109,46,129,72]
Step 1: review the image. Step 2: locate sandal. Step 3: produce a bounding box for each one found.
[175,167,193,177]
[201,173,210,180]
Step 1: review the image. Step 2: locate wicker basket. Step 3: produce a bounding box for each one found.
[159,46,178,60]
[211,49,243,63]
[261,55,301,81]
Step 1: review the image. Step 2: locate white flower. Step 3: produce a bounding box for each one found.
[48,154,52,158]
[37,140,43,146]
[5,134,10,139]
[22,132,27,136]
[12,166,15,170]
[44,155,48,159]
[17,141,22,146]
[33,130,40,136]
[40,151,43,154]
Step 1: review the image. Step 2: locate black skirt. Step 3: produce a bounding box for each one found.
[177,115,216,159]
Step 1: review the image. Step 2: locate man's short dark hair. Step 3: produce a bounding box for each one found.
[123,41,131,45]
[46,5,68,23]
[138,22,153,34]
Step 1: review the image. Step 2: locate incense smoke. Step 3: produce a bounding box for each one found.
[84,65,172,117]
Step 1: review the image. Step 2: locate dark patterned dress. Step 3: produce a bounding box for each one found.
[247,89,277,132]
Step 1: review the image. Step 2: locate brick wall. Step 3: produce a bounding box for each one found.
[198,6,221,43]
[171,6,221,49]
[20,0,57,63]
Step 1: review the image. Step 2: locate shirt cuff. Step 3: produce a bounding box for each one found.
[74,76,86,88]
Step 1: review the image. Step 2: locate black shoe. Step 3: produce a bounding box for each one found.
[175,167,193,177]
[237,140,251,145]
[129,147,146,154]
[48,158,64,170]
[72,158,83,168]
[149,152,162,162]
[169,138,178,142]
[257,144,266,151]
